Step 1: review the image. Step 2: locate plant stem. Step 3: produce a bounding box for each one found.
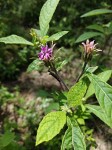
[75,56,88,83]
[48,69,65,91]
[48,61,69,91]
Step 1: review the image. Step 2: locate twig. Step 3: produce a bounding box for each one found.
[75,60,87,83]
[48,61,69,91]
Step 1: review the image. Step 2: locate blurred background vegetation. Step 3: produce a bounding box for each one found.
[0,0,112,150]
[0,0,112,80]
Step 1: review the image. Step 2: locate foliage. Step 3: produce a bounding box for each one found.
[0,0,112,149]
[67,79,87,107]
[36,111,66,145]
[0,0,112,80]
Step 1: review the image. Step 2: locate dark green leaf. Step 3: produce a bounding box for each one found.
[45,102,59,114]
[81,9,112,17]
[75,32,103,43]
[86,24,104,33]
[47,31,68,41]
[0,131,15,149]
[27,59,44,72]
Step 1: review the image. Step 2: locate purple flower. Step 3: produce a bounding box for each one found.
[38,45,53,60]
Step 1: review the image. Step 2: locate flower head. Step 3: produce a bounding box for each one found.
[82,39,99,54]
[38,45,53,61]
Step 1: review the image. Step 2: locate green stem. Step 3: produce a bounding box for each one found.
[75,54,88,83]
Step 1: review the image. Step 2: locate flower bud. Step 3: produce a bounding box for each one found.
[82,39,98,54]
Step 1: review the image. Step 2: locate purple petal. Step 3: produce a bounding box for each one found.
[44,53,50,59]
[41,45,48,52]
[47,48,52,53]
[38,52,44,60]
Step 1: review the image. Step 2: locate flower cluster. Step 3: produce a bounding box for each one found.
[38,45,53,61]
[82,39,100,54]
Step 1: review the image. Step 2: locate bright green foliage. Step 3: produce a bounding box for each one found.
[61,127,72,150]
[61,117,86,150]
[88,74,112,127]
[75,32,103,43]
[67,79,87,107]
[39,0,60,36]
[86,66,98,73]
[71,119,86,150]
[27,59,44,72]
[85,70,112,99]
[36,111,66,145]
[86,104,112,128]
[81,9,112,17]
[0,131,15,149]
[47,31,69,41]
[0,35,33,45]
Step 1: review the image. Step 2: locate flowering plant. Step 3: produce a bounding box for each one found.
[0,0,112,149]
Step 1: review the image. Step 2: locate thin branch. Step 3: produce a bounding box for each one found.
[48,69,65,91]
[75,54,88,83]
[48,61,69,91]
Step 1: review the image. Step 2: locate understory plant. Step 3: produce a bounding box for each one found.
[0,0,112,149]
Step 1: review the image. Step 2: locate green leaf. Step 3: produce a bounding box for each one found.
[86,66,98,73]
[36,111,66,145]
[85,70,112,99]
[108,21,112,33]
[67,79,87,107]
[61,127,72,150]
[70,118,86,150]
[0,131,15,149]
[47,31,69,41]
[39,0,60,36]
[75,32,103,43]
[45,102,59,114]
[3,142,26,150]
[56,60,68,71]
[88,74,112,126]
[72,123,86,149]
[61,118,86,150]
[0,35,33,45]
[81,9,112,17]
[27,59,44,72]
[86,24,104,33]
[31,28,42,37]
[86,104,112,128]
